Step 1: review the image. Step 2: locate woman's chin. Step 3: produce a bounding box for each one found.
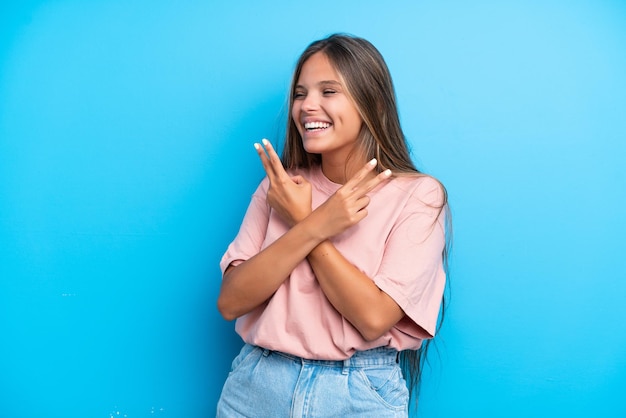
[302,141,325,155]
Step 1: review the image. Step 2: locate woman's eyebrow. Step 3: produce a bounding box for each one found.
[295,80,342,89]
[318,80,342,87]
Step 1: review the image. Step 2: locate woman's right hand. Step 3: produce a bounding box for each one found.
[310,159,392,240]
[255,139,312,227]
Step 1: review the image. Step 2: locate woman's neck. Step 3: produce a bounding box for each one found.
[321,153,369,185]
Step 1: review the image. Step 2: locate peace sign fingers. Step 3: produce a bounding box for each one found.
[254,138,290,183]
[343,158,392,196]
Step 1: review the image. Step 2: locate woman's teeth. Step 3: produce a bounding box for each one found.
[304,122,331,131]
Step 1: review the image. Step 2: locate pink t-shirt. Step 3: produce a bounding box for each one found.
[220,165,447,360]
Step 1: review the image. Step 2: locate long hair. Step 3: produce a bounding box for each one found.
[282,33,451,405]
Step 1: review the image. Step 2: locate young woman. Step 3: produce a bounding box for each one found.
[216,33,450,417]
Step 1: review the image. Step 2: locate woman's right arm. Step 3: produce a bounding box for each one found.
[218,140,321,321]
[217,217,324,321]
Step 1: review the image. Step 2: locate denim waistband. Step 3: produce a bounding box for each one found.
[259,345,399,368]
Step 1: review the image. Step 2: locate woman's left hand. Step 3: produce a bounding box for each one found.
[255,139,312,227]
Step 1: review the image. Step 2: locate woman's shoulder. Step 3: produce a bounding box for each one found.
[388,173,447,207]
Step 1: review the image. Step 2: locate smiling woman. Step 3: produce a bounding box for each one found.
[216,33,451,417]
[2,0,625,416]
[291,53,364,180]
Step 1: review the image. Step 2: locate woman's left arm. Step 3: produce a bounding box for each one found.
[307,241,405,341]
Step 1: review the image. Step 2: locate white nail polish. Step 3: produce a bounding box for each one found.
[383,169,392,176]
[254,143,261,150]
[262,138,269,145]
[369,158,377,166]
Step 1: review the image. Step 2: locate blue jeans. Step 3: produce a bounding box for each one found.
[216,344,409,417]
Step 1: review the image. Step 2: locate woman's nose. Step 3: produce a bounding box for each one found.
[301,92,319,111]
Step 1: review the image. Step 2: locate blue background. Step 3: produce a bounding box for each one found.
[1,1,625,417]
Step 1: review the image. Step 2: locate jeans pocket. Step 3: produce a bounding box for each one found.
[356,365,409,410]
[229,344,258,375]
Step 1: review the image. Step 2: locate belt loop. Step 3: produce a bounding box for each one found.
[262,348,270,357]
[342,358,350,375]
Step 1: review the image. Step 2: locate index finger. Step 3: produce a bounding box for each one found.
[345,159,392,194]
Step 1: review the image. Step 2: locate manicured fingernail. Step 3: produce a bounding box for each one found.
[369,158,377,166]
[254,143,261,150]
[262,138,269,146]
[383,169,392,176]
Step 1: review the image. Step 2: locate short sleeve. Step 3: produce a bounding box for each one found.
[373,176,447,338]
[219,178,270,275]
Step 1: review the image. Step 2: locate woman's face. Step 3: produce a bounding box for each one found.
[291,52,363,162]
